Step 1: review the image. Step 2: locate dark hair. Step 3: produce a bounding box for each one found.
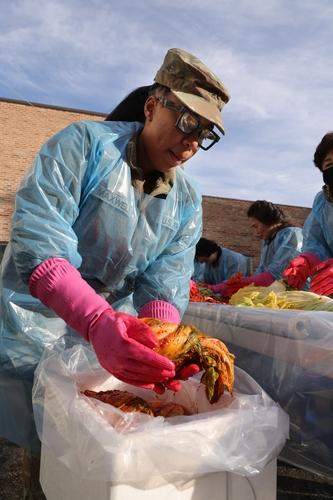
[195,237,219,258]
[313,132,333,170]
[105,83,169,123]
[247,200,291,226]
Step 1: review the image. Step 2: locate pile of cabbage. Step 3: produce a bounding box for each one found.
[229,280,333,311]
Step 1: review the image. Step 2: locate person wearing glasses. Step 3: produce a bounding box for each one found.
[0,48,230,463]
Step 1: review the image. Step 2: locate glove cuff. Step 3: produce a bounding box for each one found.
[29,258,79,297]
[138,300,180,324]
[29,258,110,340]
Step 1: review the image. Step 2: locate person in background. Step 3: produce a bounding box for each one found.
[192,257,206,282]
[207,200,303,297]
[0,47,230,495]
[193,237,251,284]
[283,132,333,296]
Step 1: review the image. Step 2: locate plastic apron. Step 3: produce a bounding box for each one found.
[203,246,251,284]
[256,227,303,279]
[302,190,333,260]
[0,120,202,450]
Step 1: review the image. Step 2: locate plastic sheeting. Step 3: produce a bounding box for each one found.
[0,119,202,449]
[183,302,333,479]
[32,344,288,488]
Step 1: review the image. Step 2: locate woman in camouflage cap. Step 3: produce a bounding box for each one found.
[0,48,230,456]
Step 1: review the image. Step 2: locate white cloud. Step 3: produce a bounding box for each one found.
[1,0,333,206]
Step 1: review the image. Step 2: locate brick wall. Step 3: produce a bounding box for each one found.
[0,98,105,242]
[0,98,311,266]
[202,196,310,268]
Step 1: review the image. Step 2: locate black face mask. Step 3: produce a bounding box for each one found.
[323,166,333,187]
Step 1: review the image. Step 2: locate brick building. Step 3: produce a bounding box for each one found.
[201,196,310,268]
[0,97,311,266]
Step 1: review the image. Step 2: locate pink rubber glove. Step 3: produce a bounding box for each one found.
[310,258,333,296]
[282,253,321,289]
[29,258,175,391]
[138,299,200,393]
[226,272,274,297]
[206,282,228,296]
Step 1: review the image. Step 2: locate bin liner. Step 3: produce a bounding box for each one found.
[32,344,288,488]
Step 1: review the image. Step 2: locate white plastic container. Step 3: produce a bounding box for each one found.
[40,444,277,500]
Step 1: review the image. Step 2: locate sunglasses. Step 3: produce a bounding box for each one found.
[155,96,220,150]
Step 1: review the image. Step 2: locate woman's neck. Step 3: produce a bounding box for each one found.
[265,222,284,240]
[137,131,155,179]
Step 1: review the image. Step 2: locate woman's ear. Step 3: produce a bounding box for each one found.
[144,96,156,121]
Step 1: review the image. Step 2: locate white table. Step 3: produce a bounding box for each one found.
[184,302,333,479]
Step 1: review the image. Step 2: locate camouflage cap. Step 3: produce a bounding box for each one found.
[154,48,230,134]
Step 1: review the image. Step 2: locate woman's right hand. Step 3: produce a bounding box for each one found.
[29,258,176,392]
[89,310,176,390]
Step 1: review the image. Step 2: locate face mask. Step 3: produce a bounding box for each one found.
[323,166,333,186]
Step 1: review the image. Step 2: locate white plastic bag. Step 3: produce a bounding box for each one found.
[33,344,288,487]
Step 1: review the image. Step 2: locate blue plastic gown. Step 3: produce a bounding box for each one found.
[199,246,251,284]
[192,259,206,281]
[0,120,202,449]
[256,227,303,279]
[302,190,333,260]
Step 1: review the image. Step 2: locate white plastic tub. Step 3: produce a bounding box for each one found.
[40,444,277,500]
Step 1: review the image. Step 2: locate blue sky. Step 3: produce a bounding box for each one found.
[1,0,333,208]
